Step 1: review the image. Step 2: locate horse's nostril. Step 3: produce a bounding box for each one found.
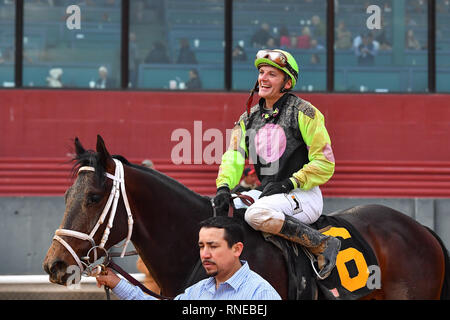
[50,260,67,275]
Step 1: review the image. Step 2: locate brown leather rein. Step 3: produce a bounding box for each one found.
[106,254,171,300]
[227,193,255,217]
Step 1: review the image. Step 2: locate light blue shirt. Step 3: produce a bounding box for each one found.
[112,261,281,300]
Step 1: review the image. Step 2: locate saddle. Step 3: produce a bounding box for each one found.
[232,207,379,300]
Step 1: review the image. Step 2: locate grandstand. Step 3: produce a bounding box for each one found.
[1,0,449,91]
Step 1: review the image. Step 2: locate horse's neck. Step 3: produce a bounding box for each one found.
[126,167,212,295]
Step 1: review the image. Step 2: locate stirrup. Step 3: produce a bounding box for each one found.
[301,247,329,280]
[301,238,340,280]
[316,237,341,279]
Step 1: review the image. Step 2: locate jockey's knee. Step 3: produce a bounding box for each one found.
[244,206,284,234]
[244,206,263,230]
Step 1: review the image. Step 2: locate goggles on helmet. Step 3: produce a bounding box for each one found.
[255,50,298,80]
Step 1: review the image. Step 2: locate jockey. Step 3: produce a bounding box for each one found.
[213,49,340,279]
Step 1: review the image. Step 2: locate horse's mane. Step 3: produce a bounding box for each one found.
[72,151,210,204]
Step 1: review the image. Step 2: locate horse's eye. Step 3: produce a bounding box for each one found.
[86,193,101,205]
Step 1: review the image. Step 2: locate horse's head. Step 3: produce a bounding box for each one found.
[43,135,130,285]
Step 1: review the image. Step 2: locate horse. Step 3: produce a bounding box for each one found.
[43,135,450,300]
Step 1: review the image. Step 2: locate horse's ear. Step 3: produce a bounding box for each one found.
[96,135,113,169]
[74,137,86,156]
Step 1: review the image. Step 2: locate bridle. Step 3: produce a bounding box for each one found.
[52,158,172,300]
[53,158,134,275]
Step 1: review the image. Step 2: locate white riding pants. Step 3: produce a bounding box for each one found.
[233,186,323,233]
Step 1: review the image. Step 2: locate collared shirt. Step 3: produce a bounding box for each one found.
[112,261,281,300]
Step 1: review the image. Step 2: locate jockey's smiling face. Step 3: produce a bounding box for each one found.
[257,65,292,108]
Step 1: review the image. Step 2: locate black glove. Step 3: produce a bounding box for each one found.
[260,178,295,198]
[213,186,231,215]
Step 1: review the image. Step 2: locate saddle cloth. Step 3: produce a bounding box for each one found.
[264,214,379,300]
[311,215,379,299]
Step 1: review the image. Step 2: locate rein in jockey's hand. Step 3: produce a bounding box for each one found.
[213,186,231,215]
[260,178,295,198]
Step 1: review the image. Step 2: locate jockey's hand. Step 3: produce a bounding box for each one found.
[213,186,231,215]
[260,179,294,198]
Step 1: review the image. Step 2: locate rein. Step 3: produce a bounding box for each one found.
[107,259,171,300]
[211,193,255,217]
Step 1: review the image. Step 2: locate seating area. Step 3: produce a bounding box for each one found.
[0,0,449,91]
[137,63,450,92]
[147,0,450,91]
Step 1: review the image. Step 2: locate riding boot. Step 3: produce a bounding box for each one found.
[278,215,341,279]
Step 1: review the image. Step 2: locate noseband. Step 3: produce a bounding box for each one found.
[53,159,134,274]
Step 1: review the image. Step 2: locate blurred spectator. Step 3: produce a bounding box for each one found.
[310,39,324,51]
[251,22,272,48]
[383,2,392,13]
[411,0,426,13]
[375,29,392,51]
[406,29,421,50]
[405,13,418,27]
[279,25,291,48]
[186,68,202,90]
[374,17,392,51]
[266,37,276,48]
[355,33,378,66]
[290,35,298,48]
[46,68,63,88]
[231,167,259,193]
[176,39,197,64]
[141,159,154,169]
[311,15,326,39]
[353,32,363,50]
[335,21,352,50]
[296,26,311,49]
[232,45,247,61]
[310,53,320,65]
[437,0,450,13]
[105,0,118,7]
[353,31,379,52]
[132,0,146,22]
[0,46,13,63]
[95,66,114,89]
[145,41,170,64]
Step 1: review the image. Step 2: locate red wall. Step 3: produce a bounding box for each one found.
[1,89,449,162]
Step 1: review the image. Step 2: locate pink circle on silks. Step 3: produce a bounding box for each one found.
[254,124,287,163]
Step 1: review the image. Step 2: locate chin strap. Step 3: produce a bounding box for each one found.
[245,80,259,116]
